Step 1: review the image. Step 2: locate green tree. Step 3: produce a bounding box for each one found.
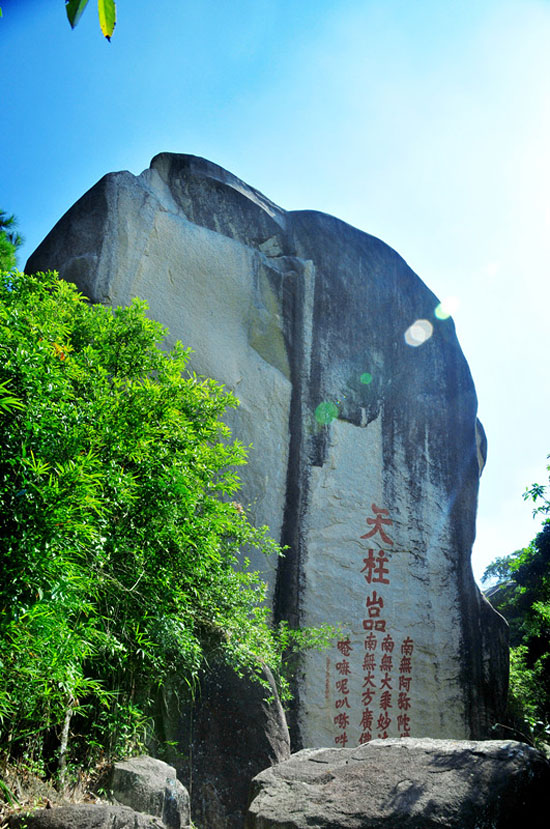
[482,550,526,648]
[0,269,328,776]
[0,211,23,271]
[482,552,522,590]
[483,464,550,746]
[523,454,550,518]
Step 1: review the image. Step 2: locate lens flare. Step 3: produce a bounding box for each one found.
[360,372,373,385]
[434,296,460,320]
[315,401,339,425]
[404,319,433,347]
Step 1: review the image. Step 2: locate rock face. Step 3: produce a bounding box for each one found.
[109,756,190,829]
[7,758,191,829]
[246,739,550,829]
[183,662,291,829]
[27,153,508,748]
[9,804,166,829]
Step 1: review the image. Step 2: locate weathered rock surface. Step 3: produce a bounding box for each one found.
[7,758,191,829]
[8,804,166,829]
[27,153,508,750]
[180,662,291,829]
[109,756,189,829]
[246,739,550,829]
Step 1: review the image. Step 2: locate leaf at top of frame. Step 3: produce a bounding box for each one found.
[98,0,116,41]
[65,0,90,29]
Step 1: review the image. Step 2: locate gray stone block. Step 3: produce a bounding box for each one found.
[246,739,550,828]
[109,756,189,829]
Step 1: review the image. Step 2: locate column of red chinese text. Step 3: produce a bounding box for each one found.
[359,504,393,742]
[398,636,414,737]
[334,638,353,746]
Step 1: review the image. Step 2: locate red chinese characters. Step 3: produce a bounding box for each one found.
[336,659,351,676]
[334,638,353,747]
[358,506,413,741]
[361,549,390,584]
[334,712,350,729]
[380,653,392,672]
[398,636,414,737]
[377,711,391,735]
[361,504,394,545]
[337,639,353,657]
[331,503,415,746]
[359,505,394,739]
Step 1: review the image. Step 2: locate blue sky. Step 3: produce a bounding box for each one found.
[2,0,549,582]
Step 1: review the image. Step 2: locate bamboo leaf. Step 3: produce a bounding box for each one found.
[65,0,89,29]
[0,380,23,413]
[98,0,116,41]
[0,779,19,807]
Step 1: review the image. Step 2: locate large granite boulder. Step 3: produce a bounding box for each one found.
[27,153,508,749]
[246,739,550,829]
[108,756,190,829]
[7,759,191,829]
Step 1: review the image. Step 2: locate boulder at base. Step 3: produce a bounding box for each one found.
[7,758,191,829]
[8,804,166,829]
[246,739,550,829]
[109,756,190,829]
[27,153,508,749]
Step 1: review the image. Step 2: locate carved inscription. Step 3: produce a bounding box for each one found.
[333,503,414,744]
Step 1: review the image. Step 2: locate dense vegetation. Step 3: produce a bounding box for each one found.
[0,265,329,786]
[483,461,550,747]
[0,211,22,272]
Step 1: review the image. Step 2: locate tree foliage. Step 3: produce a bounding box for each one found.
[0,211,23,272]
[0,270,328,776]
[484,467,550,745]
[523,454,550,518]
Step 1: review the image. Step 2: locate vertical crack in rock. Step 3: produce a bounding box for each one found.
[273,258,316,749]
[275,259,314,629]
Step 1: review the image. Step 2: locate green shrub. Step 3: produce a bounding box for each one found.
[0,270,329,775]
